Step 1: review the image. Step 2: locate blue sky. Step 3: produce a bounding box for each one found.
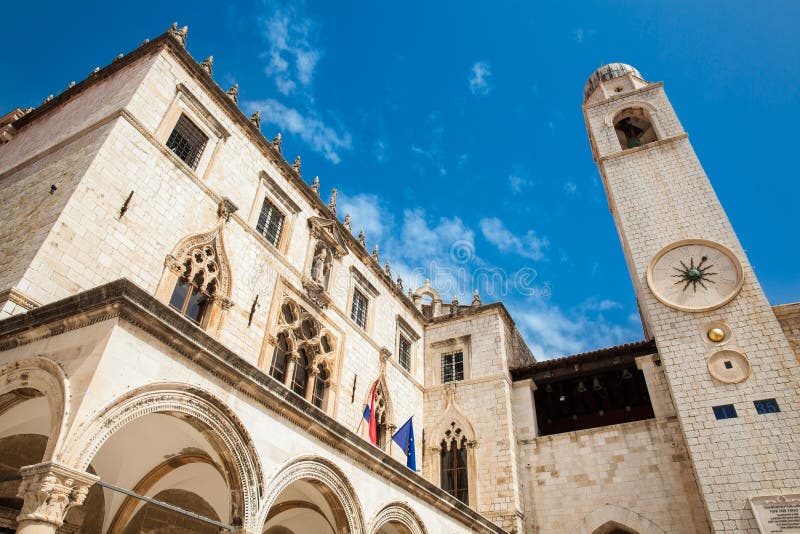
[3,1,798,359]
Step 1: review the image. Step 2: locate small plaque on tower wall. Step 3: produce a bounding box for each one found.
[750,494,800,533]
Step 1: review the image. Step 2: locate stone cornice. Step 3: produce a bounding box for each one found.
[0,279,506,534]
[581,81,665,111]
[598,133,689,162]
[0,288,40,311]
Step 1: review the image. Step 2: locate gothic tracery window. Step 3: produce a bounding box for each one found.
[372,381,390,448]
[268,297,336,411]
[440,422,469,504]
[168,245,220,324]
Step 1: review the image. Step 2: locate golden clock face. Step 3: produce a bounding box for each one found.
[647,239,743,312]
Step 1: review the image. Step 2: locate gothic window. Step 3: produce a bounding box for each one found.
[398,335,412,371]
[256,197,285,247]
[351,288,369,329]
[440,423,469,504]
[168,246,220,325]
[311,365,328,409]
[613,107,658,150]
[373,381,390,448]
[441,351,464,383]
[291,348,310,397]
[269,332,290,382]
[166,114,208,169]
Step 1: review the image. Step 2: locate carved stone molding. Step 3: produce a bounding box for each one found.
[0,288,40,311]
[217,197,239,222]
[308,217,349,258]
[16,462,98,528]
[368,502,428,534]
[301,275,332,309]
[257,456,365,533]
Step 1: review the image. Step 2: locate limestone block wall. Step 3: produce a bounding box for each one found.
[518,417,710,533]
[0,42,426,457]
[422,308,523,532]
[635,354,676,418]
[0,122,113,298]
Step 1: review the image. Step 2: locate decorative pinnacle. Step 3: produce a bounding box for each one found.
[42,95,54,105]
[358,229,366,247]
[311,176,320,195]
[372,244,380,263]
[200,56,214,76]
[272,133,282,154]
[226,84,239,104]
[168,22,188,47]
[328,188,338,215]
[114,54,123,62]
[91,67,100,75]
[68,81,75,89]
[396,275,403,291]
[385,260,392,277]
[344,213,352,231]
[249,110,261,130]
[472,289,482,306]
[292,156,302,175]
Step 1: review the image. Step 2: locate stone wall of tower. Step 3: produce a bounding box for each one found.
[0,41,426,465]
[421,307,525,532]
[585,78,800,532]
[774,303,800,359]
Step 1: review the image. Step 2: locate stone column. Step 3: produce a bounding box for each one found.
[304,367,319,402]
[284,353,299,389]
[16,462,99,534]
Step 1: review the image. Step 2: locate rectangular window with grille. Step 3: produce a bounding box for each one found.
[256,197,285,247]
[166,115,208,169]
[441,352,464,383]
[399,335,411,371]
[351,288,368,329]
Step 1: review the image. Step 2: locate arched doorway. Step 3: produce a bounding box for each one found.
[260,457,365,534]
[60,384,264,533]
[0,358,103,532]
[369,502,427,534]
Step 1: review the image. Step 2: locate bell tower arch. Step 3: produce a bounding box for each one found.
[583,64,800,533]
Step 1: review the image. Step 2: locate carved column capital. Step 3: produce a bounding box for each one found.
[17,462,99,528]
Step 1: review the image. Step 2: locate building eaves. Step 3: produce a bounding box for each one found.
[510,339,657,381]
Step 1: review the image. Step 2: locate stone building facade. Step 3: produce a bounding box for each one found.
[0,27,797,534]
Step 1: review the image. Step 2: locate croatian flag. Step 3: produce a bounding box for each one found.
[392,416,417,471]
[362,383,378,445]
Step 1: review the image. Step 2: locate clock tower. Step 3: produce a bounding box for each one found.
[583,64,800,532]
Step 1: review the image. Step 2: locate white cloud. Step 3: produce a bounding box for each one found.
[564,181,577,194]
[244,99,352,164]
[509,174,529,194]
[514,302,640,360]
[261,6,320,95]
[373,138,388,162]
[337,192,389,242]
[574,27,585,44]
[468,61,492,96]
[479,218,548,261]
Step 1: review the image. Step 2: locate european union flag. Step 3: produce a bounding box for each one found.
[362,404,370,421]
[391,416,416,471]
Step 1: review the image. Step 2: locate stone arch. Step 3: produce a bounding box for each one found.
[0,357,69,462]
[430,393,476,442]
[412,280,442,316]
[258,455,366,534]
[605,101,661,150]
[61,383,265,531]
[368,501,428,534]
[572,504,667,534]
[167,223,233,298]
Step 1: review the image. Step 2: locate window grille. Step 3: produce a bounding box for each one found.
[166,115,208,169]
[399,335,412,371]
[256,197,285,247]
[441,352,464,383]
[351,289,368,329]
